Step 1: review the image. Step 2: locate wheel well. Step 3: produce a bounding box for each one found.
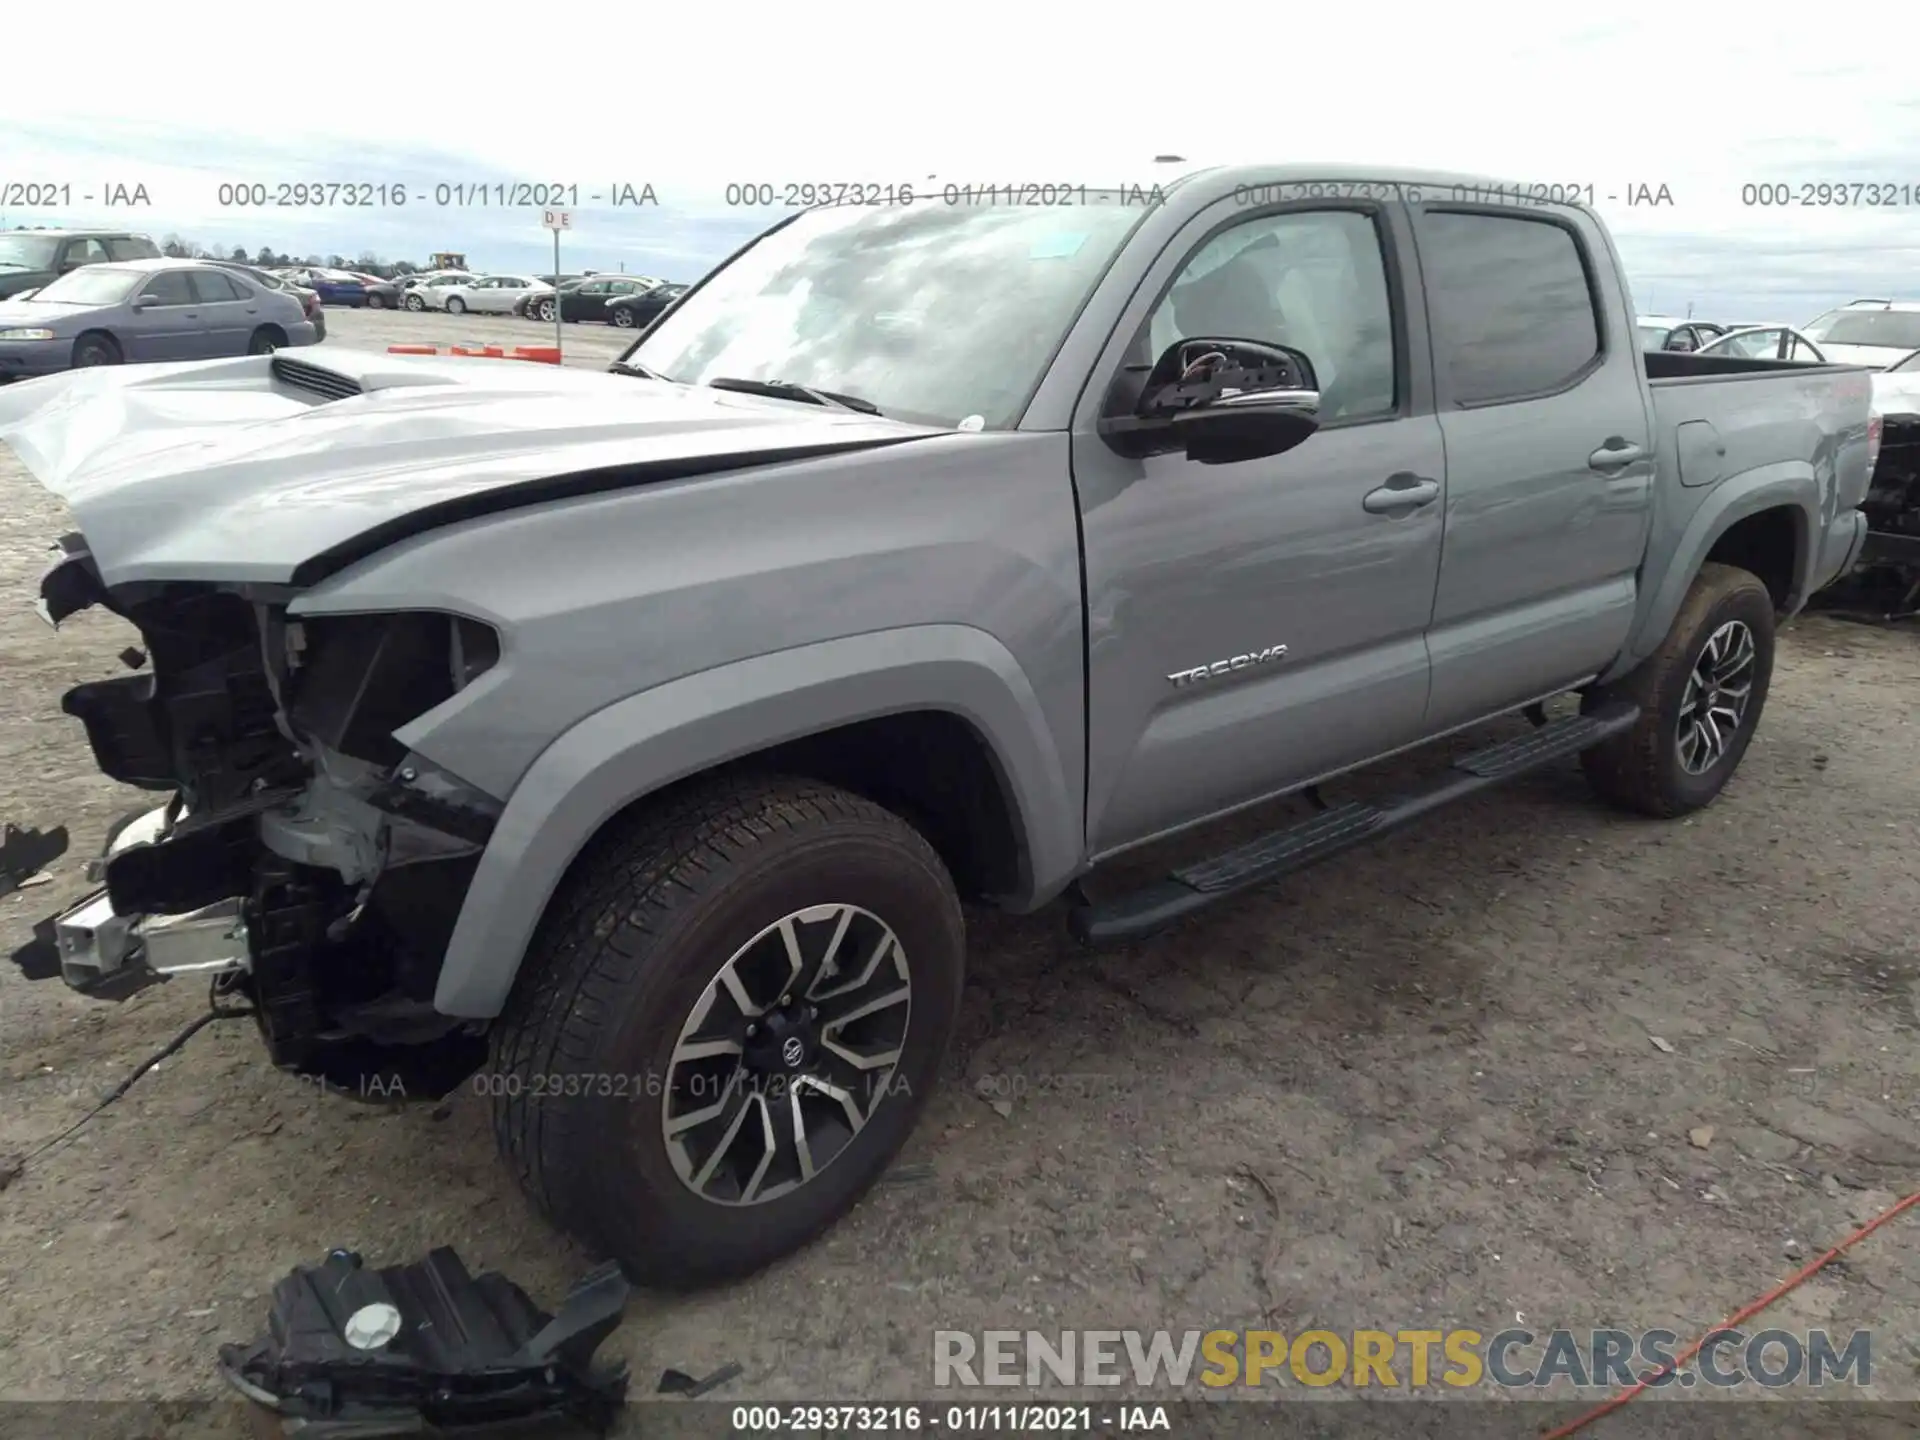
[608,712,1028,902]
[73,328,120,358]
[253,323,287,344]
[1704,506,1801,609]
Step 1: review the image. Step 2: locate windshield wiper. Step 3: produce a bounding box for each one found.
[707,376,882,415]
[608,360,667,380]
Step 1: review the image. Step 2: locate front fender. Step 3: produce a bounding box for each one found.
[1609,462,1815,680]
[432,624,1081,1018]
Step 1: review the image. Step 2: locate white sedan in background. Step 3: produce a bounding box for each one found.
[428,274,553,315]
[1697,326,1829,363]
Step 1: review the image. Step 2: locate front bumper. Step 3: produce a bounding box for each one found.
[0,338,68,379]
[12,803,250,999]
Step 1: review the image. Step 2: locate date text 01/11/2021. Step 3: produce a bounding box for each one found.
[210,182,659,208]
[729,1405,1172,1432]
[722,182,1169,209]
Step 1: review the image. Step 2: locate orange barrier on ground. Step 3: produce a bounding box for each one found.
[390,342,561,363]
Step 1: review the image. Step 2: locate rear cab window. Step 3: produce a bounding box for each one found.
[105,235,161,261]
[1415,210,1603,405]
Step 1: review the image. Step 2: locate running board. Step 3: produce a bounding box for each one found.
[1069,702,1639,945]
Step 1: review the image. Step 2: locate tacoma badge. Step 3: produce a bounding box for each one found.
[1168,644,1289,688]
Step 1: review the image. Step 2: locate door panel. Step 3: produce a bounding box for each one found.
[1411,206,1654,732]
[124,271,204,360]
[1075,200,1443,854]
[1078,421,1445,849]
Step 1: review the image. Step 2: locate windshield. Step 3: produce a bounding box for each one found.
[0,235,62,271]
[1803,310,1920,350]
[27,266,142,304]
[630,200,1153,428]
[1890,349,1920,374]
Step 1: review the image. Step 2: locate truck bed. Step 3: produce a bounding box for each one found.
[1639,348,1876,606]
[1641,350,1867,383]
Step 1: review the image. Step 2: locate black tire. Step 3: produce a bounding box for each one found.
[247,325,285,355]
[71,332,121,367]
[403,293,425,312]
[489,774,965,1289]
[611,306,635,328]
[366,293,385,310]
[1581,562,1775,817]
[446,296,466,314]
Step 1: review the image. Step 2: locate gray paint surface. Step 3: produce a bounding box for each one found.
[0,165,1877,1020]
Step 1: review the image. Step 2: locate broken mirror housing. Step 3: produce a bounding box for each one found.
[217,1245,631,1438]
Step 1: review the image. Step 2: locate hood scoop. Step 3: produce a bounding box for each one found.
[270,354,365,402]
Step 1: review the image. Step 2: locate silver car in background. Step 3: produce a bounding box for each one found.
[0,258,317,378]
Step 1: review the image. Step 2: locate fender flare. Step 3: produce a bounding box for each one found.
[1609,463,1816,680]
[432,624,1080,1018]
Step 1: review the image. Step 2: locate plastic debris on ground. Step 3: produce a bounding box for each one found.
[217,1245,631,1438]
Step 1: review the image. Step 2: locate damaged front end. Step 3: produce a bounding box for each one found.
[13,534,505,1094]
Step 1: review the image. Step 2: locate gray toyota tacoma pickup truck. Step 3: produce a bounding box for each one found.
[1,165,1877,1288]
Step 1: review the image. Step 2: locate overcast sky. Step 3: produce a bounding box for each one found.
[5,3,1918,318]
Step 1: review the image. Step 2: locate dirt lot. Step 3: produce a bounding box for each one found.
[1,309,1916,1435]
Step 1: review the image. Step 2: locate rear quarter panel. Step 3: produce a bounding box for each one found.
[1616,364,1874,673]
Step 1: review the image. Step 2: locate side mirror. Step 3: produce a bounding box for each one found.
[1099,337,1321,465]
[130,295,155,311]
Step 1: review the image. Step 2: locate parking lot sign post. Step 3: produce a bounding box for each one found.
[543,209,572,359]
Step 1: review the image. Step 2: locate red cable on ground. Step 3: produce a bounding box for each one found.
[1540,1185,1920,1439]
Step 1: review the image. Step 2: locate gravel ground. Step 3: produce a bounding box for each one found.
[0,309,1916,1435]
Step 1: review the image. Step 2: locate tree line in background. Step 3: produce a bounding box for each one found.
[156,236,424,277]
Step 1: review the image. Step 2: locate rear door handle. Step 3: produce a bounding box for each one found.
[1589,439,1647,473]
[1362,474,1441,515]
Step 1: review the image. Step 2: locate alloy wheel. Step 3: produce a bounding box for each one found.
[1676,619,1756,775]
[662,903,912,1207]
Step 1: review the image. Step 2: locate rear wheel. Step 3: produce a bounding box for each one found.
[247,325,285,355]
[489,775,964,1289]
[611,306,635,328]
[1581,562,1775,817]
[71,332,121,367]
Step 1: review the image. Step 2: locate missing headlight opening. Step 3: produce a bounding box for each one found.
[25,539,504,1094]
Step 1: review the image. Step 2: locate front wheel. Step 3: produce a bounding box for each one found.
[1581,562,1775,817]
[611,306,635,328]
[71,333,122,367]
[537,299,556,322]
[366,293,386,309]
[446,296,466,314]
[403,293,425,312]
[489,775,964,1289]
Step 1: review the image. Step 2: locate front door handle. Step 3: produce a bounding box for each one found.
[1362,474,1441,515]
[1589,438,1647,473]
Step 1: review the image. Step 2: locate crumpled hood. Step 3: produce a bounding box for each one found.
[0,348,943,588]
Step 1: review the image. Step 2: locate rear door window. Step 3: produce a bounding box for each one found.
[1417,211,1602,405]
